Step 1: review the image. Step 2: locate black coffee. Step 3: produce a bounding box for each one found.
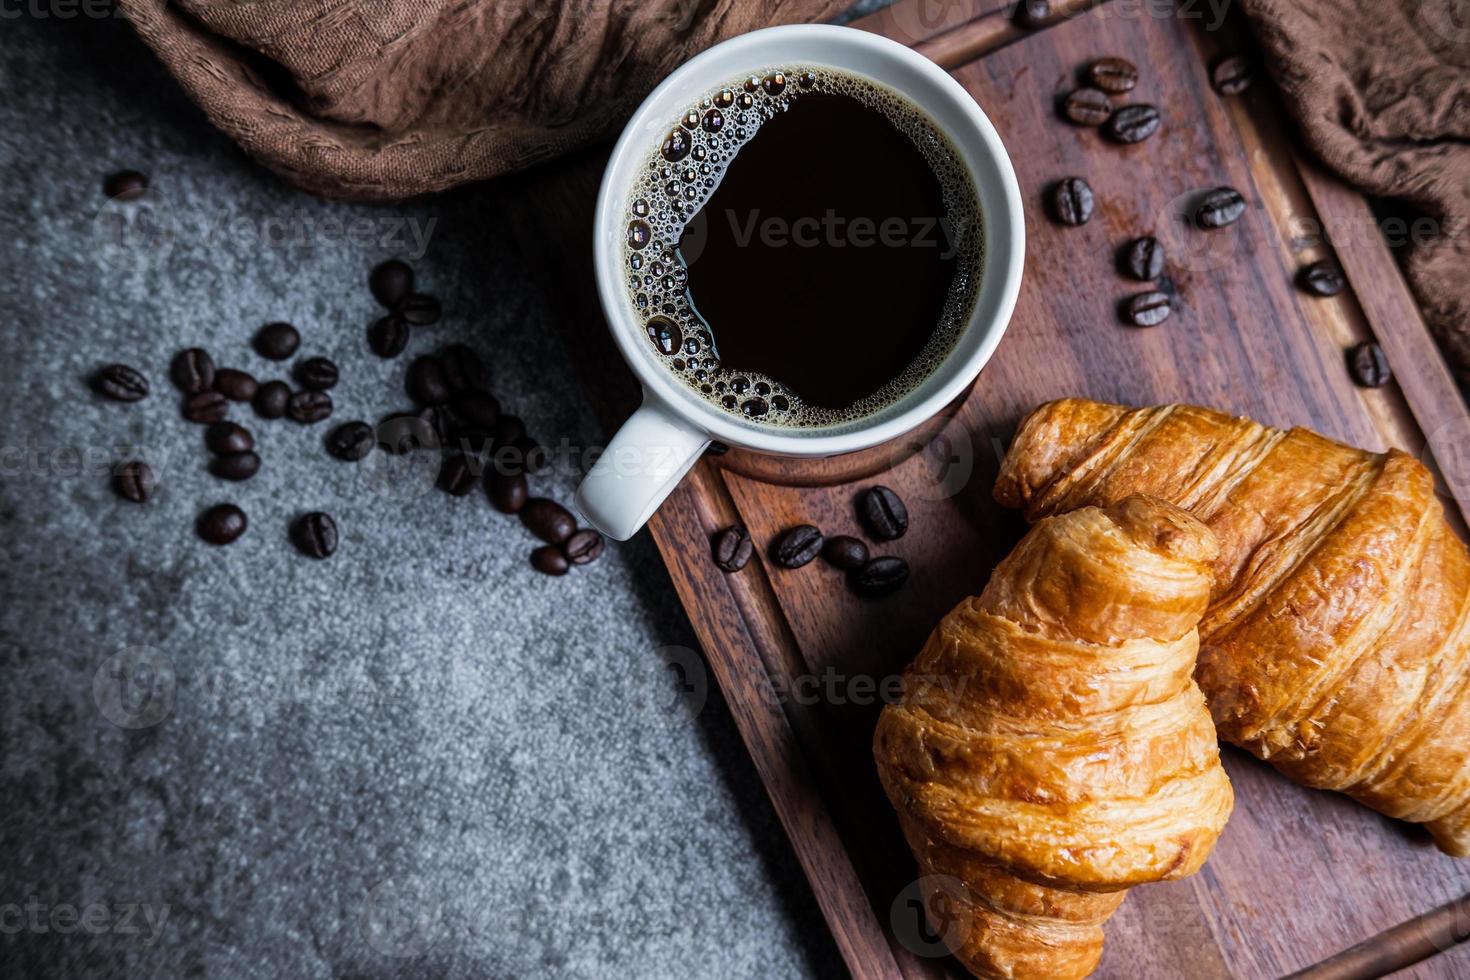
[623,67,981,427]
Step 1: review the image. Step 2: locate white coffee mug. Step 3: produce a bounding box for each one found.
[574,24,1024,541]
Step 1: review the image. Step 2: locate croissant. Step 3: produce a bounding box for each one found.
[994,398,1470,857]
[874,495,1234,979]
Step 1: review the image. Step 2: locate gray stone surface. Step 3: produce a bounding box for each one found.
[0,12,860,979]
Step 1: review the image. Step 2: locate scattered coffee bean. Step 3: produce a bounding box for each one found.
[451,427,493,458]
[171,348,215,394]
[1062,87,1112,126]
[1104,103,1161,143]
[490,414,527,450]
[1088,57,1138,93]
[113,460,154,503]
[183,390,228,423]
[564,529,605,566]
[296,357,338,391]
[104,170,148,201]
[437,452,477,496]
[1123,290,1173,327]
[440,344,487,392]
[254,380,290,419]
[513,436,548,475]
[397,293,442,326]
[198,503,247,545]
[531,545,570,577]
[378,412,438,454]
[487,471,529,513]
[822,535,869,570]
[326,420,375,461]
[210,451,260,482]
[213,368,258,402]
[417,404,453,446]
[292,511,338,559]
[1050,177,1094,226]
[773,525,824,569]
[860,486,910,540]
[520,497,576,544]
[368,315,410,358]
[851,556,910,598]
[254,322,300,360]
[1210,54,1253,96]
[95,364,149,402]
[451,389,500,429]
[407,356,450,405]
[1298,259,1345,297]
[1014,0,1050,28]
[287,390,333,424]
[1123,236,1165,281]
[1348,341,1392,388]
[712,525,754,572]
[1195,187,1246,228]
[205,421,253,455]
[369,259,415,309]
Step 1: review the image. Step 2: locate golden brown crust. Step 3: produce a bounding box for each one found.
[995,398,1470,857]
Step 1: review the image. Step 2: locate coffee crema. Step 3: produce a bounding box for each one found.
[622,67,983,429]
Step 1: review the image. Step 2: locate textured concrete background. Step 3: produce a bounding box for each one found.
[0,6,888,977]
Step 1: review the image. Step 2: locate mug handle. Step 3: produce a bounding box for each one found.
[574,391,711,541]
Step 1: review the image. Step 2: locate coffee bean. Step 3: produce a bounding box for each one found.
[368,316,410,358]
[198,503,247,545]
[1298,259,1345,297]
[531,545,570,577]
[1088,57,1138,93]
[210,451,260,482]
[487,471,529,513]
[95,364,149,402]
[213,368,259,402]
[1104,103,1161,143]
[440,344,487,392]
[205,421,253,455]
[520,497,576,544]
[1348,341,1391,388]
[378,412,438,454]
[851,556,910,598]
[712,525,753,572]
[183,390,228,423]
[1123,236,1165,281]
[1195,187,1246,228]
[406,356,450,405]
[822,535,869,570]
[254,380,290,419]
[1014,0,1050,28]
[397,293,441,325]
[369,259,414,309]
[489,414,527,450]
[563,529,605,565]
[437,452,477,497]
[254,322,300,360]
[113,460,154,503]
[451,389,500,429]
[1211,54,1253,96]
[451,427,493,458]
[860,486,909,540]
[104,170,148,201]
[513,436,548,475]
[1123,290,1173,327]
[773,525,824,569]
[292,511,338,559]
[326,421,375,461]
[171,348,215,394]
[417,405,453,447]
[287,390,333,424]
[296,357,338,391]
[1050,178,1094,226]
[1062,87,1112,126]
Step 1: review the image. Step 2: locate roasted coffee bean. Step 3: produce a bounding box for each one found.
[520,497,576,544]
[198,503,247,545]
[254,380,290,419]
[1348,341,1392,388]
[1123,236,1165,281]
[113,460,154,503]
[210,451,260,482]
[1210,54,1253,96]
[183,390,228,423]
[326,421,375,461]
[1050,178,1094,226]
[287,390,333,424]
[296,357,338,391]
[95,364,149,402]
[487,471,529,513]
[773,525,824,569]
[531,545,570,577]
[489,414,526,450]
[1195,187,1246,228]
[513,436,548,475]
[368,315,410,358]
[451,389,500,429]
[851,556,910,598]
[417,404,453,446]
[397,293,441,325]
[1104,103,1161,143]
[1062,87,1112,126]
[712,525,754,572]
[822,535,869,570]
[1298,259,1345,297]
[436,452,478,496]
[450,427,493,458]
[213,368,258,402]
[254,322,300,360]
[171,348,215,394]
[104,170,148,201]
[205,421,253,455]
[1088,57,1138,93]
[292,511,338,559]
[563,529,605,566]
[1014,0,1050,28]
[406,356,450,405]
[439,344,487,392]
[860,486,910,540]
[1123,290,1173,327]
[369,259,414,309]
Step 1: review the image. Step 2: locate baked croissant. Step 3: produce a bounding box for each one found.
[874,495,1234,979]
[994,398,1470,857]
